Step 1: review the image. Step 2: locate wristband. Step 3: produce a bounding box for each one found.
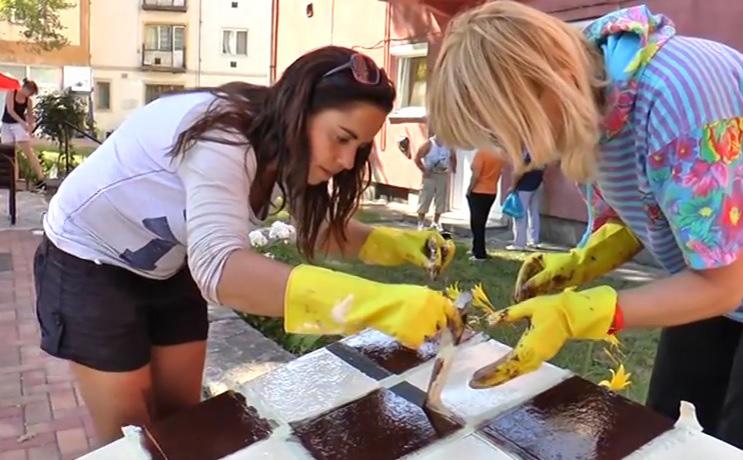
[608,302,624,335]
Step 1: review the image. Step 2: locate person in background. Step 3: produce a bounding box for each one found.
[507,157,544,251]
[415,134,457,230]
[2,79,45,189]
[467,149,503,261]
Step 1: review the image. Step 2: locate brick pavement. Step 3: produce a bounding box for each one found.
[0,230,93,460]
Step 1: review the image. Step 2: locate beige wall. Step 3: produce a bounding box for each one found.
[197,0,271,87]
[91,0,272,132]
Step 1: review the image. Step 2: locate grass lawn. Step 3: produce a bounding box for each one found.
[245,209,660,403]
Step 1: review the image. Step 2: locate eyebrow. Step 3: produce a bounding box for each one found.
[340,126,359,140]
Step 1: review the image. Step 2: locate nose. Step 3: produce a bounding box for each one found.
[336,146,357,171]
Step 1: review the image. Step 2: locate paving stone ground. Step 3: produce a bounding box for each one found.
[0,230,93,460]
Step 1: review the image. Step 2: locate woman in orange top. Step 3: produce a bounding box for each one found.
[467,149,503,260]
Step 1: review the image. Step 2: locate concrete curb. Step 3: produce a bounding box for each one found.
[203,306,295,398]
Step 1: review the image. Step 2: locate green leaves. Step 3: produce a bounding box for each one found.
[0,0,74,51]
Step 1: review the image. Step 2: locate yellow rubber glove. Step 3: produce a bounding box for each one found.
[284,264,462,349]
[358,226,456,274]
[514,221,641,302]
[470,286,617,388]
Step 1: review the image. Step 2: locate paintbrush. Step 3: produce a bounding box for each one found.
[421,290,472,431]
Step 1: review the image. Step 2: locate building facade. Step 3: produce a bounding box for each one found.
[90,0,274,133]
[276,0,743,229]
[0,1,91,96]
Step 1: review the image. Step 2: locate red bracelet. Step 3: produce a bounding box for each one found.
[608,302,624,335]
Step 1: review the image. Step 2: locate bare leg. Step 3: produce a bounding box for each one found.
[71,361,154,446]
[18,141,45,182]
[150,341,206,419]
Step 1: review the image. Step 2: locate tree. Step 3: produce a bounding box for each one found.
[0,0,73,51]
[35,89,88,175]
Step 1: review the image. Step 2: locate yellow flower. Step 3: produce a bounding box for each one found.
[604,334,621,348]
[599,364,632,392]
[445,282,461,300]
[472,283,496,313]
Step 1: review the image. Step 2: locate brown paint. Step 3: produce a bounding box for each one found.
[142,390,273,460]
[479,376,674,460]
[0,0,90,66]
[292,388,461,460]
[342,328,475,374]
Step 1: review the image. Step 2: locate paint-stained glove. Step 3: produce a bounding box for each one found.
[284,264,462,349]
[470,286,618,388]
[358,227,456,277]
[514,221,641,302]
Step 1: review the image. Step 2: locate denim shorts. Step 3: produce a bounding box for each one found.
[33,236,208,372]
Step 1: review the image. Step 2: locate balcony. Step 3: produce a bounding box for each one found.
[142,45,186,73]
[142,0,187,12]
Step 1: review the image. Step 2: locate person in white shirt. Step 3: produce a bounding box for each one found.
[34,47,458,444]
[414,135,457,230]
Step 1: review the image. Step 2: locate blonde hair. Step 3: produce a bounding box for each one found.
[427,1,605,181]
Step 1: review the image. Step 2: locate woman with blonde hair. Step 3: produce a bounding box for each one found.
[429,1,743,447]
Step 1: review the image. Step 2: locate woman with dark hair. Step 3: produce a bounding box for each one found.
[2,78,46,188]
[34,46,458,443]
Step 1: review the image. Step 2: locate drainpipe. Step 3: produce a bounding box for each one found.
[197,0,203,86]
[269,0,279,84]
[330,0,335,44]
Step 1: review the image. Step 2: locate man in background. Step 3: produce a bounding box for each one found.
[414,135,456,230]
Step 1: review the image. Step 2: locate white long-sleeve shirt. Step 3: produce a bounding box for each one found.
[43,92,263,305]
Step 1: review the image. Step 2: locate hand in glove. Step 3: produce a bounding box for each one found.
[358,226,456,277]
[470,286,618,388]
[284,264,462,349]
[514,221,641,302]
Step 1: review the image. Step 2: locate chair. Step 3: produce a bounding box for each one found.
[0,144,16,225]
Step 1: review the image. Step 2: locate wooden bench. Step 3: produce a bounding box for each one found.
[0,144,16,225]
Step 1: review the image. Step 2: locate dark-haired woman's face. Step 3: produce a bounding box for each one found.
[306,102,387,185]
[20,86,35,97]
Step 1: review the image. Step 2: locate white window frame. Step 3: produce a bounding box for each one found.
[144,24,185,52]
[221,28,248,56]
[95,80,112,111]
[390,42,428,120]
[10,8,26,24]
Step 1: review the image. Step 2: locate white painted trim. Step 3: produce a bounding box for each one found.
[390,42,428,58]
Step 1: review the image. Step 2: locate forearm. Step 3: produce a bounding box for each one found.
[620,268,743,329]
[216,248,292,317]
[317,218,373,259]
[8,110,24,124]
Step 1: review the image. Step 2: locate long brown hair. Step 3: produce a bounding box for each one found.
[170,46,395,258]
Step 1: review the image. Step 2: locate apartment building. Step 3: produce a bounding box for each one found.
[90,0,273,133]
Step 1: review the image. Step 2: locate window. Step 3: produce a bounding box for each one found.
[145,84,184,104]
[0,65,26,81]
[390,43,428,118]
[144,25,185,51]
[222,29,248,56]
[95,81,111,110]
[142,0,186,9]
[10,8,26,24]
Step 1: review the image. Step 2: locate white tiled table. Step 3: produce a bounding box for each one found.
[79,334,743,459]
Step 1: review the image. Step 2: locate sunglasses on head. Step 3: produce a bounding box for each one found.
[322,53,382,86]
